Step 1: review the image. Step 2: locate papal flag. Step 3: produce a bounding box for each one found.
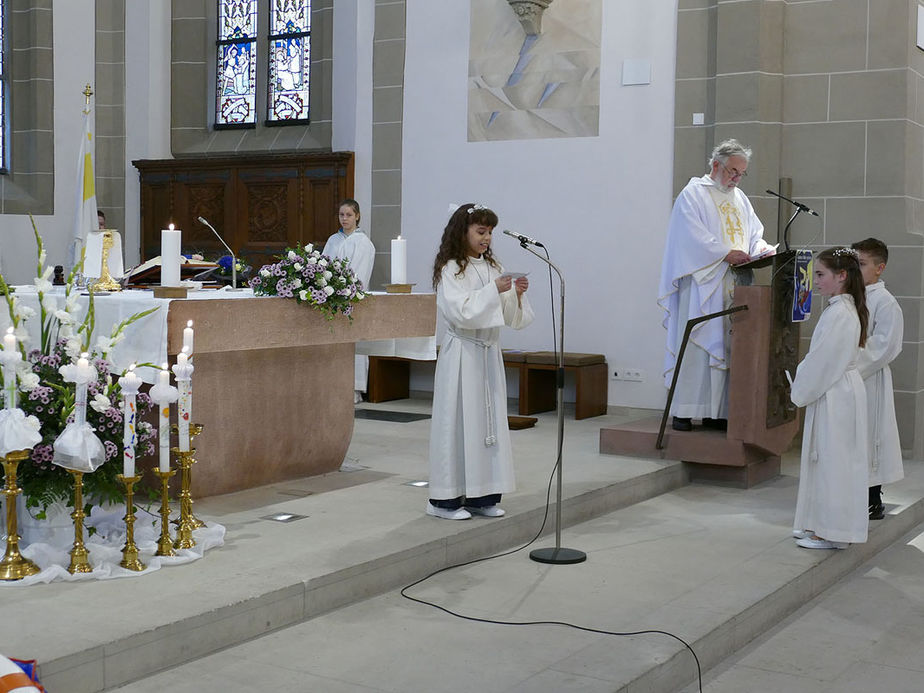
[67,108,99,272]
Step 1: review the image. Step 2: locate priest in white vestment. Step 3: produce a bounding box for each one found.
[323,200,375,401]
[658,139,775,431]
[853,238,904,519]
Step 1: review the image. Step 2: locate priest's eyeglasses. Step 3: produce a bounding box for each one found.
[721,163,748,179]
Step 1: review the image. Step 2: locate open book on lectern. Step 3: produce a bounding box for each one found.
[125,256,220,285]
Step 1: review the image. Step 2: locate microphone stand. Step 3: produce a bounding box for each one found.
[766,189,816,252]
[516,241,586,565]
[197,217,241,290]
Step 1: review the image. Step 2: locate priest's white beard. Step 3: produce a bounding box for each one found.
[710,175,732,194]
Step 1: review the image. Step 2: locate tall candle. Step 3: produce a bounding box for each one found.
[161,223,182,287]
[119,365,142,478]
[150,364,178,473]
[2,327,17,410]
[183,320,194,355]
[391,236,407,285]
[172,348,194,452]
[74,353,93,426]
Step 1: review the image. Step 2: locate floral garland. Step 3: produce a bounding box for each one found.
[249,244,366,320]
[0,219,158,516]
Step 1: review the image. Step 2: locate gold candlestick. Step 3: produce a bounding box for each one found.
[172,423,205,530]
[117,473,145,571]
[172,448,197,549]
[0,450,41,581]
[153,468,176,557]
[67,470,92,574]
[90,231,122,292]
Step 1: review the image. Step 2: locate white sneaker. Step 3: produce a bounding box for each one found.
[426,503,471,520]
[792,529,814,539]
[466,505,505,517]
[796,536,848,550]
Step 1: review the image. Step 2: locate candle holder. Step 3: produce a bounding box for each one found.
[172,422,205,530]
[116,473,145,571]
[67,470,92,574]
[0,450,41,581]
[171,447,198,549]
[152,468,176,557]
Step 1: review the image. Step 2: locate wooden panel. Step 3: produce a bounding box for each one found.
[133,152,355,266]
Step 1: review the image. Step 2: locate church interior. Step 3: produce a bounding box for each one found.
[1,1,924,691]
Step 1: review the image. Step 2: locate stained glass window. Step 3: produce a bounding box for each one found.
[267,0,311,123]
[216,0,258,127]
[0,0,6,169]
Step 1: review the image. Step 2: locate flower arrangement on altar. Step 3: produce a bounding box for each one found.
[249,244,365,319]
[0,223,158,517]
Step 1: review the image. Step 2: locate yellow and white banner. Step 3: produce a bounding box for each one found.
[68,109,99,271]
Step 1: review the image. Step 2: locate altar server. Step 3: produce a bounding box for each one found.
[791,247,869,549]
[658,139,775,431]
[323,199,375,402]
[852,238,904,520]
[427,203,533,520]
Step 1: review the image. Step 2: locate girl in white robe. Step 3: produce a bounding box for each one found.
[791,247,870,549]
[427,204,534,520]
[323,199,375,400]
[852,238,904,519]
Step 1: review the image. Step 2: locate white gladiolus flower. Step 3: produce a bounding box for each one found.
[299,289,308,301]
[65,338,82,359]
[323,285,334,296]
[39,249,47,265]
[16,305,36,320]
[65,292,80,311]
[293,263,302,272]
[18,372,39,392]
[96,336,114,354]
[42,295,58,313]
[34,278,52,294]
[323,271,332,281]
[55,309,75,325]
[59,324,74,339]
[89,393,111,414]
[305,243,313,253]
[318,259,328,267]
[13,325,29,343]
[288,250,298,261]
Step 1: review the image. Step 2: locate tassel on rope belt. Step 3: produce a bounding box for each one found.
[446,328,497,446]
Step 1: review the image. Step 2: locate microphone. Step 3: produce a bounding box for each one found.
[765,189,820,217]
[197,217,241,290]
[503,229,544,247]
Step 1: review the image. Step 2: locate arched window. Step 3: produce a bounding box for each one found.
[267,0,310,124]
[0,0,7,171]
[215,0,311,129]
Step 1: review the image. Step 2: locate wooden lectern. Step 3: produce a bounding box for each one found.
[600,251,801,487]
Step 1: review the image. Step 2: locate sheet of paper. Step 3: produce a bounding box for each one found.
[500,272,528,280]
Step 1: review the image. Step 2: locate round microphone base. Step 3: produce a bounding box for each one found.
[529,546,587,565]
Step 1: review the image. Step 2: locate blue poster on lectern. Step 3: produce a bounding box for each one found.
[792,250,813,322]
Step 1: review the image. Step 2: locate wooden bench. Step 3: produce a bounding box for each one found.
[502,351,608,420]
[368,351,609,420]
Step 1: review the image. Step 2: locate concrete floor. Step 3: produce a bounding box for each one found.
[4,397,924,692]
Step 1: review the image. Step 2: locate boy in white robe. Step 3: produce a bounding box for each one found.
[323,200,375,402]
[852,238,904,520]
[791,247,869,549]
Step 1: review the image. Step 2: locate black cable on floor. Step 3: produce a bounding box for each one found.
[401,463,704,692]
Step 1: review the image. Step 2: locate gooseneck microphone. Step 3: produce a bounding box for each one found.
[197,216,240,290]
[765,189,820,217]
[503,229,544,247]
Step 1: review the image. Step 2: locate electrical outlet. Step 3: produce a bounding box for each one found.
[612,368,644,382]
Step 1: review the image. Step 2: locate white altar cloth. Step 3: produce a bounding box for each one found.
[1,288,437,382]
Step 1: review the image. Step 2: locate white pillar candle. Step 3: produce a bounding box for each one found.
[391,236,407,285]
[151,364,178,473]
[183,320,194,355]
[161,224,182,287]
[172,348,194,452]
[74,354,93,426]
[119,365,142,478]
[2,327,17,410]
